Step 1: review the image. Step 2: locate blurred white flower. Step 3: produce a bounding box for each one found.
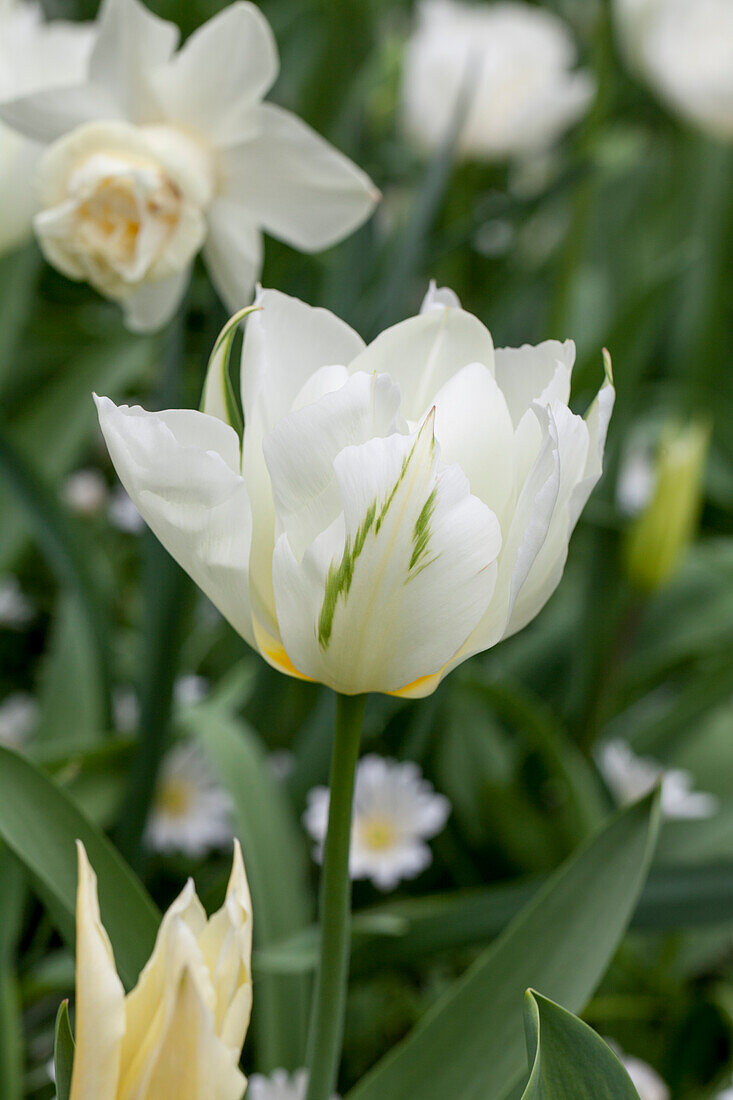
[304,755,450,890]
[108,484,144,533]
[616,439,655,517]
[0,0,93,257]
[610,1045,669,1100]
[247,1069,338,1100]
[112,684,138,733]
[96,283,614,698]
[146,741,233,857]
[174,673,209,708]
[0,0,378,331]
[597,738,718,820]
[62,467,108,515]
[614,0,733,140]
[401,0,594,161]
[0,575,35,627]
[269,750,295,782]
[0,692,39,747]
[717,1086,733,1100]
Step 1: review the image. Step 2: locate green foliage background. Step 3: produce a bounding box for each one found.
[0,0,731,1096]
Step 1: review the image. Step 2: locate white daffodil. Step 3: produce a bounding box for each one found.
[96,282,614,697]
[609,1045,669,1100]
[67,841,252,1100]
[0,692,39,747]
[401,0,594,161]
[0,575,35,627]
[247,1069,338,1100]
[0,0,378,332]
[146,741,233,858]
[304,755,450,890]
[0,0,93,257]
[597,739,718,821]
[614,0,733,141]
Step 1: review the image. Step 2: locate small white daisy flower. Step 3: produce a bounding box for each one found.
[173,674,209,708]
[62,468,108,515]
[0,692,39,748]
[609,1044,669,1100]
[145,741,233,857]
[304,755,450,891]
[616,440,655,517]
[597,739,718,820]
[247,1069,338,1100]
[108,485,145,533]
[0,575,35,628]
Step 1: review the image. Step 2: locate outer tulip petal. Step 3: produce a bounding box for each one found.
[95,397,256,647]
[137,965,246,1100]
[420,280,461,312]
[432,361,515,521]
[241,288,365,427]
[204,203,263,315]
[150,3,278,144]
[272,415,501,694]
[88,0,179,123]
[197,840,253,1054]
[348,305,496,423]
[494,339,574,427]
[219,103,378,252]
[69,843,125,1100]
[264,370,403,559]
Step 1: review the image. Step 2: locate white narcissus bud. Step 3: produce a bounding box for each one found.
[614,0,733,140]
[0,0,94,257]
[95,283,614,698]
[0,0,378,331]
[400,0,595,161]
[69,840,252,1100]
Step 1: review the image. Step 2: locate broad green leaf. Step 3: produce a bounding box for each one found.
[54,1000,75,1100]
[187,705,311,1071]
[35,595,105,745]
[521,991,640,1099]
[0,746,159,988]
[347,793,659,1100]
[0,851,25,1100]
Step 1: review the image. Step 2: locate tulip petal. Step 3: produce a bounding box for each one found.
[150,2,278,144]
[204,202,263,315]
[219,103,378,252]
[272,414,501,694]
[69,843,125,1100]
[88,0,179,123]
[432,361,515,521]
[95,397,256,647]
[197,840,253,1054]
[494,339,574,427]
[347,305,496,423]
[264,370,403,560]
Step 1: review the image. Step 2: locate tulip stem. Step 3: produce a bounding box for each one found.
[305,692,367,1100]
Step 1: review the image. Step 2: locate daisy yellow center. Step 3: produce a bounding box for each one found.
[361,816,398,851]
[156,777,195,819]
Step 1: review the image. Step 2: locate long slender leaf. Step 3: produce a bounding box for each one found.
[0,746,159,988]
[347,793,659,1100]
[54,1000,75,1100]
[0,851,25,1100]
[521,991,640,1099]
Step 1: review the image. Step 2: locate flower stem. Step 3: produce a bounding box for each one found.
[305,692,367,1100]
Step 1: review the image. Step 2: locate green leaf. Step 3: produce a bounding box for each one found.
[0,746,159,989]
[35,595,105,745]
[54,1000,75,1100]
[521,991,640,1099]
[200,304,258,435]
[0,851,25,1100]
[347,793,659,1100]
[187,705,311,1071]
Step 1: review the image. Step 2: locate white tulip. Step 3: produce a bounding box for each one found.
[96,283,614,697]
[0,0,93,256]
[0,0,378,331]
[401,0,594,161]
[614,0,733,140]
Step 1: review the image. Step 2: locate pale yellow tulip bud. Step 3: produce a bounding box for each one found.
[69,840,252,1100]
[624,421,710,592]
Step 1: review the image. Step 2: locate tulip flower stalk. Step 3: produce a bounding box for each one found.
[304,693,366,1100]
